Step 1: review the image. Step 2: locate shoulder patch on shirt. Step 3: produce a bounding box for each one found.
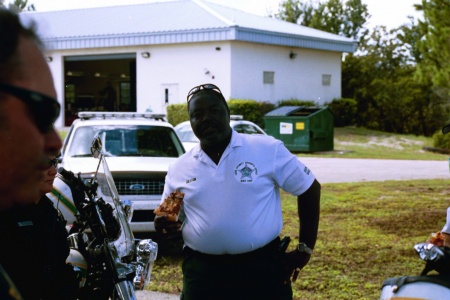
[304,167,311,175]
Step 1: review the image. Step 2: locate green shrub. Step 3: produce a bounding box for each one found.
[432,131,450,149]
[167,99,278,129]
[277,99,316,107]
[327,98,357,127]
[228,99,274,128]
[166,103,188,126]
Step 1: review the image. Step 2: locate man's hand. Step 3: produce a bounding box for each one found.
[154,215,182,239]
[281,250,311,283]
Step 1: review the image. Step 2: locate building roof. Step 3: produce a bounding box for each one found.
[20,0,356,53]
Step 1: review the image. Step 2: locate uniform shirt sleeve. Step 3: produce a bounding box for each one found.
[442,207,450,234]
[273,141,316,196]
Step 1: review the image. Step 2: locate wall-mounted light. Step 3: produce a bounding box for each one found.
[46,56,53,62]
[66,71,85,77]
[289,52,297,59]
[141,52,150,58]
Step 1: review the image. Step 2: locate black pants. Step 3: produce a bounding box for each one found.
[180,238,293,300]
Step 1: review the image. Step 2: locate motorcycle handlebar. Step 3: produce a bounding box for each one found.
[58,167,76,181]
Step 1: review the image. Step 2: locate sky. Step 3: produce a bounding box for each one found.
[14,0,423,31]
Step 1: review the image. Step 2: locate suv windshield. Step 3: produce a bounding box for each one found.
[176,128,199,143]
[67,125,184,157]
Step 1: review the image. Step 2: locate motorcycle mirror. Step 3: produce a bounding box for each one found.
[91,136,103,158]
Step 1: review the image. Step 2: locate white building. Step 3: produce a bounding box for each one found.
[21,0,356,127]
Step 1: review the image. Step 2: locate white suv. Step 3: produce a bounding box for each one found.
[58,112,185,237]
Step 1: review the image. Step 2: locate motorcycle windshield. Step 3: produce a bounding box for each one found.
[95,154,135,260]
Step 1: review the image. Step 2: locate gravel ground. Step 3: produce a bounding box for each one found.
[136,290,179,300]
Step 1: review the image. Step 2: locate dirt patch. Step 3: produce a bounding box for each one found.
[337,136,425,150]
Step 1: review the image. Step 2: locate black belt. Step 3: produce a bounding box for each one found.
[183,236,281,262]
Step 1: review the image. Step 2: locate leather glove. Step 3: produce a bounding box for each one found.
[154,215,182,239]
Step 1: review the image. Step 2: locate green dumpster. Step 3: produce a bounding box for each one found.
[264,106,334,152]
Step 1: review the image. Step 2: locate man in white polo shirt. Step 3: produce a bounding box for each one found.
[155,83,321,300]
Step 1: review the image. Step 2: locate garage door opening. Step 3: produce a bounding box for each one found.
[64,53,136,126]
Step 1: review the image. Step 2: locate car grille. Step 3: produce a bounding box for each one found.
[98,173,166,196]
[115,179,165,195]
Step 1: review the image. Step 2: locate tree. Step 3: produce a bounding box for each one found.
[274,0,445,135]
[274,0,314,25]
[342,23,447,135]
[415,0,450,99]
[274,0,369,41]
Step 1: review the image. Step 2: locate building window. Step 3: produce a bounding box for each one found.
[263,71,275,84]
[322,74,331,86]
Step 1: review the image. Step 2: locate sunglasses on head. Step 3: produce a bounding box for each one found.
[0,82,61,133]
[47,157,58,169]
[187,83,223,102]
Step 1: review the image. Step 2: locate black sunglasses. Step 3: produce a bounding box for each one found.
[47,157,58,169]
[0,82,60,133]
[187,83,223,102]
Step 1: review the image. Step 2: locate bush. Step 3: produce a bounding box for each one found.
[433,131,450,149]
[166,100,275,129]
[277,99,316,107]
[166,103,188,126]
[228,99,274,128]
[327,98,357,127]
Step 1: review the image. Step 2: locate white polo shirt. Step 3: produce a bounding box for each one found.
[161,131,315,255]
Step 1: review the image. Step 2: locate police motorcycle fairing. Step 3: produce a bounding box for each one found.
[50,136,158,299]
[380,242,450,300]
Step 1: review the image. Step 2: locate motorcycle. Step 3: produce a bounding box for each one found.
[52,136,158,299]
[380,242,450,300]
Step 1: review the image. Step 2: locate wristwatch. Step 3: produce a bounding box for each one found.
[296,243,313,255]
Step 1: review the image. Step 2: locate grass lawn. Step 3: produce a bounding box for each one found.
[149,179,450,299]
[297,127,448,160]
[57,125,449,298]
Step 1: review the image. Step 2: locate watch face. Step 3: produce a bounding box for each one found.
[298,243,313,254]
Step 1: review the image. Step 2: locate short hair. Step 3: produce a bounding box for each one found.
[0,8,41,83]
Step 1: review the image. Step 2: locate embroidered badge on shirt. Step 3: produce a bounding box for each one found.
[234,162,258,183]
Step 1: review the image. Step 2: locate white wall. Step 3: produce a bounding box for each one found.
[45,51,64,128]
[135,42,231,114]
[46,41,342,127]
[230,42,342,105]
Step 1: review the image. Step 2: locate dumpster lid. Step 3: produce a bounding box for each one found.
[265,106,304,116]
[265,106,325,117]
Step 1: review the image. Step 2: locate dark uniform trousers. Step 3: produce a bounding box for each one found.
[180,237,293,300]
